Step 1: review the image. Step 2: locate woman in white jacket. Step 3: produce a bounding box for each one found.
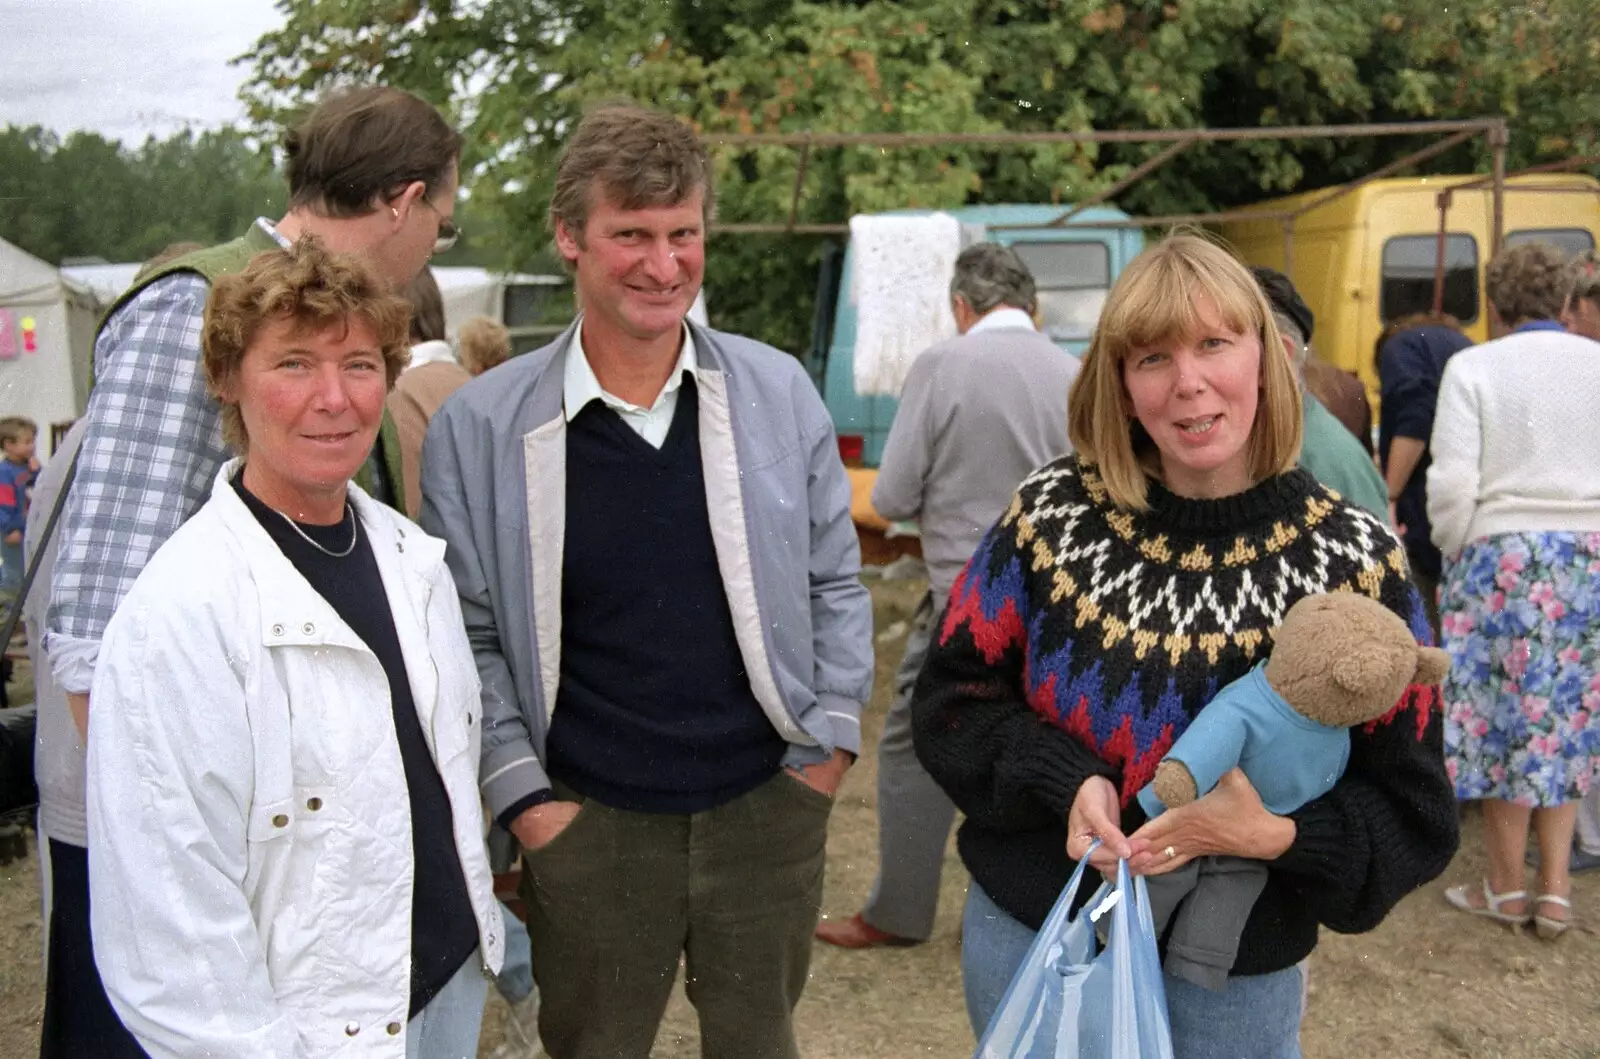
[85,239,503,1058]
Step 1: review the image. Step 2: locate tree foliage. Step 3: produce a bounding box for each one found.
[0,126,287,267]
[240,0,1600,352]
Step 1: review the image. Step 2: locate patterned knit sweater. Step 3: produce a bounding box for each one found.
[911,457,1459,976]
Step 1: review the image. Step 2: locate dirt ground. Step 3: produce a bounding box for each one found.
[3,576,1598,1058]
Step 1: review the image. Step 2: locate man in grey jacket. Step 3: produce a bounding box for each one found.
[816,243,1078,949]
[420,103,872,1059]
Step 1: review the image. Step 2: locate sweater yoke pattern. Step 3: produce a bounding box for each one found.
[941,457,1437,803]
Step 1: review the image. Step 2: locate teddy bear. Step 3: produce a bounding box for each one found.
[1133,590,1449,991]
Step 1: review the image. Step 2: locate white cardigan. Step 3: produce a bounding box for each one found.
[86,463,504,1059]
[1427,329,1600,558]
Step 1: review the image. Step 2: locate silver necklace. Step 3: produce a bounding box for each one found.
[275,505,359,558]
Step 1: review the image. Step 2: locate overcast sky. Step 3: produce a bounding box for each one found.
[0,0,284,143]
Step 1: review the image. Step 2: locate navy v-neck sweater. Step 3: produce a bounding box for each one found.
[546,381,788,813]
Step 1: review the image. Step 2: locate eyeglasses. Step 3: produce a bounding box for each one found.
[419,197,460,254]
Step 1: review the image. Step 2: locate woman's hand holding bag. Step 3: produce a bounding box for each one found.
[975,841,1175,1059]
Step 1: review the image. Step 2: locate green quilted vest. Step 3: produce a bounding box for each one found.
[93,225,405,507]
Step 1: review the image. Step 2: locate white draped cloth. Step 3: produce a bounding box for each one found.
[849,212,961,397]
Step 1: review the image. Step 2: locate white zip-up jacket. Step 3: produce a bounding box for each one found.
[85,462,504,1059]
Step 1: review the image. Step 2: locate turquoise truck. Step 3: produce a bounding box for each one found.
[802,203,1145,468]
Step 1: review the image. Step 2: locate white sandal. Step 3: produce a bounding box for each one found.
[1444,879,1531,927]
[1533,893,1573,940]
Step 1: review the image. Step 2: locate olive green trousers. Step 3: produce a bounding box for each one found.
[519,772,832,1059]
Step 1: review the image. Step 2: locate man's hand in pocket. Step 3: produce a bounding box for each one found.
[785,749,854,798]
[511,800,581,852]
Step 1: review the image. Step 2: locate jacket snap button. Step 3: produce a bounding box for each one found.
[302,622,315,635]
[271,623,284,637]
[272,814,288,828]
[386,1022,402,1036]
[306,797,323,811]
[344,1022,360,1036]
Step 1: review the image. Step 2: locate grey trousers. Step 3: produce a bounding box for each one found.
[1144,856,1270,992]
[862,592,957,941]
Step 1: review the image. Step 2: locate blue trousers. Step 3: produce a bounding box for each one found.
[961,881,1305,1059]
[39,837,148,1058]
[406,949,489,1059]
[494,899,535,1003]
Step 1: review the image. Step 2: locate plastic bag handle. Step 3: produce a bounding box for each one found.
[1065,837,1106,929]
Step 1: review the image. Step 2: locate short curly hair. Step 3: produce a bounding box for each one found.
[203,238,411,452]
[950,243,1037,316]
[1569,250,1600,312]
[1485,242,1573,326]
[458,316,512,376]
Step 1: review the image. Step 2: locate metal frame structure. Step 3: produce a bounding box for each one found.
[1425,154,1600,313]
[705,118,1513,280]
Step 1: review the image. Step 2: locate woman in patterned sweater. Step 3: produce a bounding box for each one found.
[912,234,1457,1057]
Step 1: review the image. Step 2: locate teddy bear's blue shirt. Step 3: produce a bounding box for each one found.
[1137,662,1352,818]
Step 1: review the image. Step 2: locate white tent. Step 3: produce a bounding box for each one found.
[57,263,140,309]
[0,239,98,459]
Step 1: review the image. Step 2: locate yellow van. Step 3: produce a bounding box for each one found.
[1217,174,1600,395]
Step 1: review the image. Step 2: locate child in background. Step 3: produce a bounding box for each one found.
[0,416,39,611]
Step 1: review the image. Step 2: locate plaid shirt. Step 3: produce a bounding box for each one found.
[45,274,230,694]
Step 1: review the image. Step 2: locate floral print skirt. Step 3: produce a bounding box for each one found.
[1439,532,1600,806]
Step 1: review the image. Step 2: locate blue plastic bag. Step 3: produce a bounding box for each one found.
[975,842,1176,1059]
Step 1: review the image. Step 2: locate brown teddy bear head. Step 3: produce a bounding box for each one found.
[1262,592,1450,727]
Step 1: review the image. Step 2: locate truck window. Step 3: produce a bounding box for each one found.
[1008,242,1111,342]
[1381,234,1478,324]
[1506,228,1597,257]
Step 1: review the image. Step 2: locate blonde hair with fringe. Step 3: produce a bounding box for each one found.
[1067,232,1303,511]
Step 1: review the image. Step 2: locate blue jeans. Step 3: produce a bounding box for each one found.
[494,900,534,1004]
[961,882,1305,1059]
[407,950,489,1059]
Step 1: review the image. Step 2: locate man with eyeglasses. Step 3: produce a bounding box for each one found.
[421,196,463,254]
[37,85,461,1058]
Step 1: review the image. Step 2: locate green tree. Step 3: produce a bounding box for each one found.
[0,127,57,259]
[240,0,1600,352]
[0,126,288,266]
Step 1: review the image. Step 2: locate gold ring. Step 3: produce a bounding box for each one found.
[1163,845,1178,860]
